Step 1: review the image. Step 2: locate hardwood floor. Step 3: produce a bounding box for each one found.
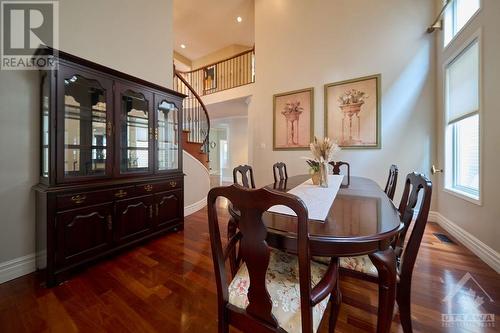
[0,202,498,332]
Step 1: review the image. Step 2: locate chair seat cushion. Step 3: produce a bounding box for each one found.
[228,249,331,333]
[313,255,378,277]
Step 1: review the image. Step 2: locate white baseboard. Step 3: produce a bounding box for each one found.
[0,253,36,284]
[184,197,207,216]
[429,211,500,273]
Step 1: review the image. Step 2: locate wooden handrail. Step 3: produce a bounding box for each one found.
[176,47,255,74]
[174,70,210,148]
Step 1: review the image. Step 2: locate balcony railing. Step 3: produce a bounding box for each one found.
[175,48,255,97]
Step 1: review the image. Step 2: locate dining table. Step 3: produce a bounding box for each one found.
[262,174,404,333]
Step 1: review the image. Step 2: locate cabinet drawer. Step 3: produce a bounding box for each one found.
[57,190,112,210]
[156,178,183,192]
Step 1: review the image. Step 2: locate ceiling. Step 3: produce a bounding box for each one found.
[173,0,254,61]
[206,97,249,119]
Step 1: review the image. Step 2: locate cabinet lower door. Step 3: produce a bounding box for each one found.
[155,190,182,229]
[115,195,153,243]
[55,203,113,267]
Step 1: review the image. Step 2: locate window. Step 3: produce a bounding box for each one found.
[444,0,480,46]
[445,39,480,201]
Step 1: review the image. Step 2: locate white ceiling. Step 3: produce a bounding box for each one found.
[206,97,249,119]
[173,0,254,61]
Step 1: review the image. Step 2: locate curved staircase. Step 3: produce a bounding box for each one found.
[174,71,210,168]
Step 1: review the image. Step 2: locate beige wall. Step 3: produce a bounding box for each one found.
[0,0,174,264]
[191,44,253,69]
[250,0,436,207]
[435,0,500,253]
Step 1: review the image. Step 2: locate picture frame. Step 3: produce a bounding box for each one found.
[203,65,217,92]
[324,74,381,149]
[273,87,314,150]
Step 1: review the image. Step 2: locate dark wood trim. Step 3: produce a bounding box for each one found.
[36,47,186,98]
[176,47,254,74]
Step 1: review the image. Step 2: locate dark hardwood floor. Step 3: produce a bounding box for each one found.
[0,201,498,332]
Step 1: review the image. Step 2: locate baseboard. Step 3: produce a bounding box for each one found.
[429,211,500,273]
[0,253,36,284]
[184,197,207,216]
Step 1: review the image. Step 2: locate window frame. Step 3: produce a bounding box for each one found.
[443,0,482,49]
[443,29,482,205]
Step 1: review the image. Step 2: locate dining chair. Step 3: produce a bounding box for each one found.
[207,184,341,333]
[233,164,256,189]
[316,172,431,333]
[272,162,288,183]
[329,161,350,186]
[384,164,399,201]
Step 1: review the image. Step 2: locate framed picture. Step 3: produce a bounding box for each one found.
[203,65,217,92]
[273,88,314,150]
[324,74,381,149]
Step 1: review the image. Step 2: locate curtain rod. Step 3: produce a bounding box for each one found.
[427,0,454,33]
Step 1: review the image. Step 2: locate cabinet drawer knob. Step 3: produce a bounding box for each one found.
[169,181,177,188]
[144,184,153,192]
[71,195,86,204]
[114,190,127,198]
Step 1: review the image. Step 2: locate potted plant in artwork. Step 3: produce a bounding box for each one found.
[338,89,368,145]
[309,137,340,187]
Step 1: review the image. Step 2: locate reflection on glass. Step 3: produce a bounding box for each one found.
[121,90,149,172]
[157,101,179,171]
[42,75,50,178]
[63,75,107,177]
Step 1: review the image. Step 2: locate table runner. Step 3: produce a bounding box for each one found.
[268,175,343,221]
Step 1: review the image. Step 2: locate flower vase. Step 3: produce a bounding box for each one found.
[311,172,320,185]
[319,162,329,188]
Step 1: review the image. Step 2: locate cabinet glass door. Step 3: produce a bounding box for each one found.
[156,100,179,171]
[61,70,111,179]
[120,89,152,173]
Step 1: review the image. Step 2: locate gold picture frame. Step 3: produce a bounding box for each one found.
[324,74,381,149]
[273,87,314,151]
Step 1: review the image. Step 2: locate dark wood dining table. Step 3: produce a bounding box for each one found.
[263,174,403,333]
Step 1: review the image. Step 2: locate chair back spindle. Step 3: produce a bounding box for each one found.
[395,173,432,281]
[272,162,288,183]
[233,165,256,189]
[329,161,350,186]
[384,164,399,201]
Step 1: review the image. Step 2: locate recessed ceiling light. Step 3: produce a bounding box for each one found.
[180,44,186,49]
[236,16,242,23]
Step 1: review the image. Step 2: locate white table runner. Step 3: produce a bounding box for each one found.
[268,175,343,221]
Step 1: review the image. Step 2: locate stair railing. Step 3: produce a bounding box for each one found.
[174,70,210,156]
[176,47,255,96]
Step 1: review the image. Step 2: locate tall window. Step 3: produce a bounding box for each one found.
[444,0,481,46]
[445,39,480,201]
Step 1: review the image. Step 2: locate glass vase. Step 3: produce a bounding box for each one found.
[319,162,329,188]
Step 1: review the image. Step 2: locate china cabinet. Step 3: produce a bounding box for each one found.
[34,49,185,286]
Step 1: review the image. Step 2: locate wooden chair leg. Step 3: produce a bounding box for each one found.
[328,280,342,332]
[397,279,413,333]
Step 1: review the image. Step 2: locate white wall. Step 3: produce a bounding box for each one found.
[435,0,500,253]
[250,0,436,206]
[0,0,174,265]
[212,117,249,181]
[183,151,210,213]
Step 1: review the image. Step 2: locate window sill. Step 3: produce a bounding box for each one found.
[443,187,482,206]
